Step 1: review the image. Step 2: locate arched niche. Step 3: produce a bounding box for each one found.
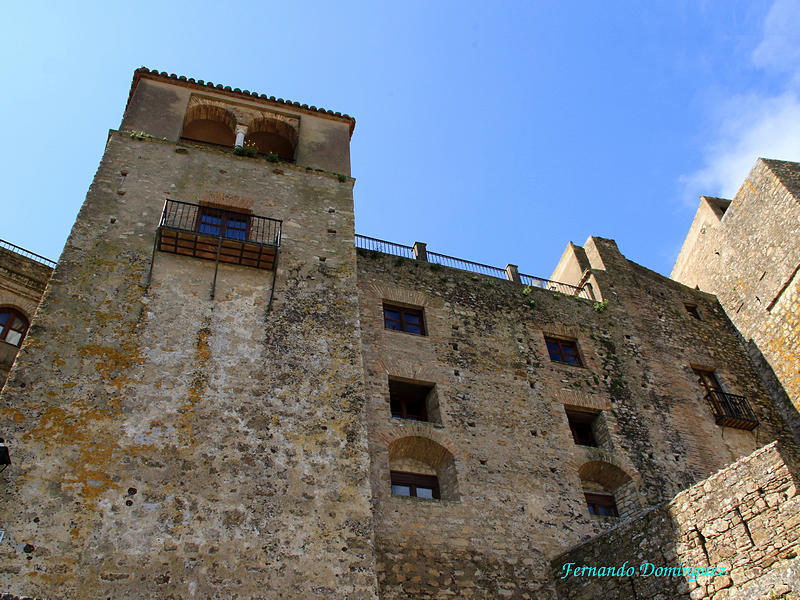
[388,436,459,501]
[181,105,236,147]
[245,116,297,160]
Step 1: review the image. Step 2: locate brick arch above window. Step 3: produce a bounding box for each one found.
[181,104,237,147]
[387,435,459,501]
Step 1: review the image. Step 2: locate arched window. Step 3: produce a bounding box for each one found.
[578,460,636,519]
[0,308,29,347]
[245,117,297,161]
[388,436,458,501]
[180,105,236,148]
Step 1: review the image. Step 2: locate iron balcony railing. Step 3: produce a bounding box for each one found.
[0,238,57,268]
[519,272,589,298]
[159,199,282,248]
[355,234,592,299]
[705,390,758,431]
[156,199,281,272]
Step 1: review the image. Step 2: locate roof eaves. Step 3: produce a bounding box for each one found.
[126,67,356,136]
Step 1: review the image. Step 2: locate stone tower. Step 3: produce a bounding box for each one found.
[0,68,380,598]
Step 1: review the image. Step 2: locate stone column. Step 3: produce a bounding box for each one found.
[413,242,428,262]
[235,124,248,147]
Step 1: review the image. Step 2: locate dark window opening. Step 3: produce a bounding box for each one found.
[566,409,600,447]
[685,304,701,319]
[585,492,618,517]
[545,337,582,366]
[391,471,440,499]
[389,379,433,421]
[0,309,29,347]
[196,206,250,241]
[692,367,723,396]
[384,304,425,335]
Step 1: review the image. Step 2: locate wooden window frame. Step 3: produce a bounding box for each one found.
[383,303,426,336]
[389,379,431,422]
[195,206,251,242]
[585,492,618,517]
[545,336,583,367]
[390,470,440,500]
[0,308,29,347]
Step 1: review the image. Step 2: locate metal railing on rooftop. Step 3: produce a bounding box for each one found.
[355,234,414,258]
[427,251,508,279]
[519,272,589,298]
[0,238,57,269]
[355,234,593,300]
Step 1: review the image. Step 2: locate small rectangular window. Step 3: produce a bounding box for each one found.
[685,304,701,319]
[585,492,618,517]
[389,379,433,421]
[565,409,600,447]
[545,337,582,366]
[383,304,426,335]
[390,471,440,499]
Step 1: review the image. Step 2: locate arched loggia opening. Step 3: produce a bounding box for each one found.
[180,105,237,148]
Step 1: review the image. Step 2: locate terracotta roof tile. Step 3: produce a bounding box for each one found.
[127,67,355,134]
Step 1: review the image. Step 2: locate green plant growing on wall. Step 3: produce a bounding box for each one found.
[609,378,628,400]
[234,141,259,158]
[522,286,532,296]
[265,152,279,162]
[593,300,609,312]
[337,174,347,182]
[482,279,494,288]
[471,275,479,281]
[528,299,536,307]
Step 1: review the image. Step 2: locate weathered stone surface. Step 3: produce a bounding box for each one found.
[0,129,378,598]
[673,159,800,442]
[357,234,797,598]
[551,442,800,600]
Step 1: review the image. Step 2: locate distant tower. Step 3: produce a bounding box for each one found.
[0,68,379,599]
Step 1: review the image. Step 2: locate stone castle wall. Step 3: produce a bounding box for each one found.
[0,132,379,599]
[672,159,800,440]
[356,235,796,599]
[552,441,800,599]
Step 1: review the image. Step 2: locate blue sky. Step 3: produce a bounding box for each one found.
[2,1,799,278]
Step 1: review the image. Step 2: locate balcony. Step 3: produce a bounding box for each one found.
[156,199,281,270]
[705,390,758,431]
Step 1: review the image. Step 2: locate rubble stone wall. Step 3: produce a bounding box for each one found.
[552,442,800,600]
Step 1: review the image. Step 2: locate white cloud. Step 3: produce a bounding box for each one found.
[753,0,800,75]
[682,0,800,203]
[683,92,800,199]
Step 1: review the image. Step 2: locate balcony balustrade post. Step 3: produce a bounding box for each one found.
[505,264,521,283]
[413,242,428,262]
